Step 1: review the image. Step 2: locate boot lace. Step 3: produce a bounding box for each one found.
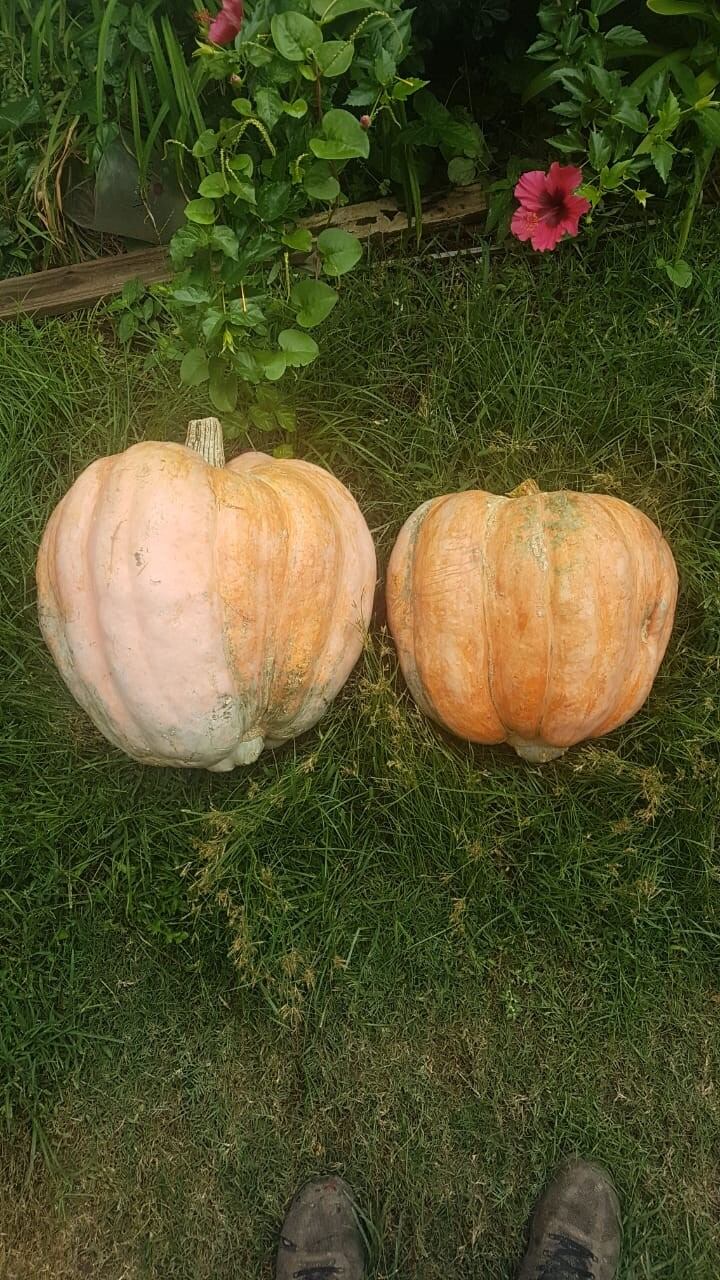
[536,1231,596,1279]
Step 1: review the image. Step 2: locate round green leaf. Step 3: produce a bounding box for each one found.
[284,98,309,118]
[199,171,229,198]
[170,285,211,305]
[282,228,314,252]
[192,129,218,158]
[185,198,216,225]
[315,40,354,78]
[209,357,238,410]
[278,329,320,366]
[310,109,370,161]
[257,351,288,381]
[290,278,338,328]
[180,348,210,386]
[228,154,253,176]
[271,12,323,62]
[312,0,375,15]
[317,227,362,276]
[303,163,341,201]
[447,156,476,186]
[232,97,253,116]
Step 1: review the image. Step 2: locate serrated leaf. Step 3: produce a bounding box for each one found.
[250,404,278,432]
[290,278,338,327]
[171,285,212,305]
[310,108,370,160]
[282,228,314,252]
[695,105,720,145]
[605,24,647,48]
[278,329,320,366]
[589,129,612,170]
[276,405,297,431]
[210,226,239,259]
[199,171,228,198]
[346,84,375,106]
[209,358,238,411]
[374,49,395,85]
[588,64,621,103]
[271,12,323,62]
[255,86,285,130]
[657,90,681,135]
[315,40,354,77]
[317,228,362,275]
[392,77,428,101]
[180,348,209,386]
[185,198,216,225]
[651,140,675,181]
[613,102,648,132]
[256,180,292,222]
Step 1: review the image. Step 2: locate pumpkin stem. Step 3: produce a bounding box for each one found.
[508,478,541,498]
[186,417,225,468]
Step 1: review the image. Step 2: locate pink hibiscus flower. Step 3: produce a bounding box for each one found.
[510,163,590,252]
[208,0,244,45]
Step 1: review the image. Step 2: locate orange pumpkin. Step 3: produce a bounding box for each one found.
[37,418,376,770]
[386,481,677,762]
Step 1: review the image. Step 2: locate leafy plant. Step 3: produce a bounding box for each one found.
[524,0,720,282]
[156,0,470,421]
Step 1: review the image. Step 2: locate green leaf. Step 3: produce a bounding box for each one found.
[276,405,297,431]
[651,140,675,181]
[645,72,667,117]
[271,12,323,62]
[232,97,253,116]
[256,180,292,222]
[256,351,287,381]
[209,358,238,411]
[589,129,612,170]
[226,299,267,330]
[201,309,225,342]
[171,285,212,304]
[661,258,692,287]
[671,61,699,105]
[199,171,229,198]
[180,348,210,386]
[117,312,137,343]
[273,443,295,459]
[290,278,339,327]
[192,129,218,158]
[310,108,370,160]
[613,102,648,132]
[303,163,341,200]
[447,156,476,186]
[278,329,320,366]
[657,90,682,135]
[185,198,216,225]
[346,84,376,106]
[392,77,428,101]
[696,105,720,144]
[312,0,376,15]
[284,99,309,118]
[210,226,239,258]
[317,227,363,275]
[548,131,586,154]
[601,159,633,189]
[374,49,395,85]
[282,228,314,252]
[249,405,277,431]
[647,0,714,13]
[256,86,285,130]
[315,40,354,77]
[605,25,647,49]
[588,65,621,103]
[228,154,253,176]
[228,177,256,203]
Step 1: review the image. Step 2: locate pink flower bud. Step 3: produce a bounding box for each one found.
[360,115,371,130]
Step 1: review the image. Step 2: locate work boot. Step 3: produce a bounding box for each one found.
[276,1176,366,1280]
[517,1159,621,1280]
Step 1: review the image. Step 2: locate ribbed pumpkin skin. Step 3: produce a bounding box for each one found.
[37,444,376,770]
[386,488,677,762]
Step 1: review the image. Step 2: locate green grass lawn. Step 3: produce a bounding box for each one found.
[2,224,720,1279]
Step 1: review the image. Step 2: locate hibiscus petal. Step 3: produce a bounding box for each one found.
[208,0,243,43]
[557,192,591,236]
[514,170,550,212]
[510,207,537,243]
[530,219,565,251]
[545,161,583,199]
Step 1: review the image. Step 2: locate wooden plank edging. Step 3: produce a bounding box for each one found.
[0,185,486,321]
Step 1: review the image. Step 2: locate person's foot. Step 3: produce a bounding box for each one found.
[276,1175,366,1280]
[517,1158,621,1280]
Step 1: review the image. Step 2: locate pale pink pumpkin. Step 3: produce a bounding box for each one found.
[36,419,376,770]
